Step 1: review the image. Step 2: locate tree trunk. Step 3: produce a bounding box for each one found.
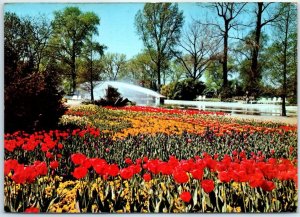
[90,47,94,102]
[71,44,76,94]
[220,21,229,101]
[157,58,161,92]
[250,2,263,98]
[193,53,197,80]
[222,22,229,90]
[282,5,290,117]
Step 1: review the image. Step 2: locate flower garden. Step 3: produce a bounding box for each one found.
[4,105,298,213]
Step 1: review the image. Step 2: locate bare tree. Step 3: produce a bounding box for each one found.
[247,3,282,97]
[173,21,221,81]
[206,3,247,99]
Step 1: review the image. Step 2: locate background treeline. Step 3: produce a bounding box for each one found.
[4,3,297,132]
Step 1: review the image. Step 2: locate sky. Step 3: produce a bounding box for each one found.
[4,2,205,59]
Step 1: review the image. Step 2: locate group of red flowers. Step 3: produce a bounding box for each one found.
[105,106,227,116]
[4,127,100,153]
[69,152,297,193]
[5,159,48,184]
[4,106,297,213]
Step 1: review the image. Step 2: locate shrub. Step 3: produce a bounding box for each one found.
[5,70,67,133]
[93,85,131,107]
[161,78,206,100]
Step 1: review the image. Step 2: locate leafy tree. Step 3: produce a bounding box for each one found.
[50,7,100,94]
[204,61,223,97]
[101,53,127,81]
[167,60,186,83]
[135,3,184,91]
[161,78,206,100]
[235,31,269,94]
[4,13,66,132]
[264,3,297,115]
[204,57,237,97]
[127,50,157,89]
[77,35,106,101]
[4,12,51,80]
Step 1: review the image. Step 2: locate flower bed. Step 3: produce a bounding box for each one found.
[4,105,298,213]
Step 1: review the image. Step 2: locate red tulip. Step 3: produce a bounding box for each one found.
[25,207,40,213]
[57,153,62,159]
[125,158,133,165]
[34,161,48,176]
[180,191,192,203]
[143,173,151,182]
[218,171,231,183]
[146,159,160,174]
[190,168,204,180]
[158,162,173,175]
[249,173,264,188]
[107,164,119,177]
[71,153,87,165]
[232,150,238,156]
[50,160,59,170]
[4,159,18,175]
[120,167,134,179]
[201,179,215,193]
[261,180,276,191]
[25,166,38,183]
[82,159,92,169]
[130,164,141,174]
[46,152,53,159]
[173,169,189,184]
[136,158,142,165]
[143,156,149,163]
[72,166,88,179]
[11,165,26,184]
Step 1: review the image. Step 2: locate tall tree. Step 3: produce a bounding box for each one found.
[127,51,157,89]
[4,13,51,78]
[78,35,106,101]
[4,13,66,132]
[135,3,184,91]
[207,3,246,99]
[101,53,127,81]
[204,56,237,97]
[173,21,220,81]
[235,31,269,93]
[264,3,297,116]
[247,3,281,97]
[50,7,100,94]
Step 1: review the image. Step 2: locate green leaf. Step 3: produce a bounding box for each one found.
[193,187,198,206]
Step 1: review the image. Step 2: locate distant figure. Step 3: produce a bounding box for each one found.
[245,91,250,104]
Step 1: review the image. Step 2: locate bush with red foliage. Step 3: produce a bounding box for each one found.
[5,70,67,133]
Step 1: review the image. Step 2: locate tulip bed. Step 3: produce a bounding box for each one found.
[4,105,298,213]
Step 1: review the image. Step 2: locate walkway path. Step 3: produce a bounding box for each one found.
[225,114,297,125]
